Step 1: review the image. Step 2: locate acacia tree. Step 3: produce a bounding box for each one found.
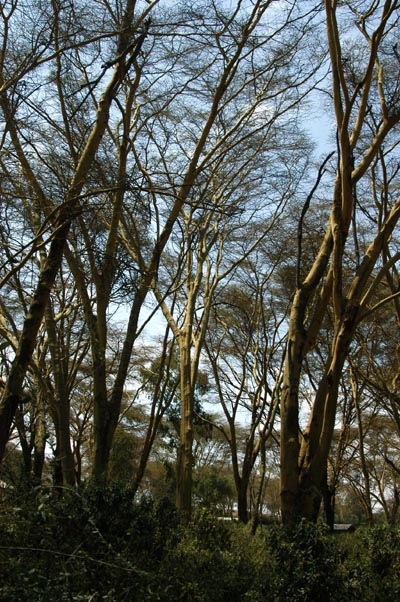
[343,299,400,523]
[1,0,322,488]
[0,0,156,464]
[205,261,287,523]
[280,0,400,525]
[81,0,299,483]
[152,118,312,518]
[153,196,271,517]
[127,332,180,495]
[112,0,321,514]
[319,271,400,526]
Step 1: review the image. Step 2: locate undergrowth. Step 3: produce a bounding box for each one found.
[0,485,399,601]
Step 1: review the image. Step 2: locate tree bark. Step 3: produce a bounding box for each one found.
[237,480,249,524]
[33,392,46,485]
[176,332,194,519]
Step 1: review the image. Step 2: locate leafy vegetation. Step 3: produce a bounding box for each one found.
[1,487,400,601]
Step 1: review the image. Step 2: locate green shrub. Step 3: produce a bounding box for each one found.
[338,524,400,602]
[1,487,400,602]
[261,520,348,602]
[153,509,267,602]
[0,484,178,601]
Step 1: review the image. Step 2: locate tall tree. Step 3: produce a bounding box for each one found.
[280,0,400,525]
[111,0,321,511]
[205,263,286,523]
[0,0,155,464]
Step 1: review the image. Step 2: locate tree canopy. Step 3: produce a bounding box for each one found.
[1,0,400,527]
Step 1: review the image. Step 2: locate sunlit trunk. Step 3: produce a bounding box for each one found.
[33,394,46,485]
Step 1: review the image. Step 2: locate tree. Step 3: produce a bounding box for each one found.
[0,0,155,465]
[280,0,400,524]
[205,264,286,522]
[3,0,399,532]
[115,0,321,517]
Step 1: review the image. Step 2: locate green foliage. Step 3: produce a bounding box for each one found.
[152,509,267,602]
[261,520,348,602]
[0,484,179,602]
[108,426,139,482]
[193,466,234,513]
[338,524,400,602]
[1,489,400,601]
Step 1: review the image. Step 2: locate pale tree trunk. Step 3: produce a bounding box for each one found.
[297,321,356,521]
[351,367,374,524]
[176,333,194,518]
[280,0,400,525]
[172,248,207,518]
[157,253,210,518]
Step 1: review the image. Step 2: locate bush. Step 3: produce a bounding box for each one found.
[153,509,267,602]
[0,484,179,601]
[1,487,400,602]
[261,520,348,602]
[338,524,400,602]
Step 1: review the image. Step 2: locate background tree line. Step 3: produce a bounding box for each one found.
[1,0,400,528]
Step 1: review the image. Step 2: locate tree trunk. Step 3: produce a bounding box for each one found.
[14,408,33,486]
[176,340,194,520]
[91,348,110,483]
[33,395,46,485]
[252,436,268,534]
[237,480,249,523]
[45,302,76,487]
[56,397,76,486]
[280,296,305,525]
[0,223,72,463]
[352,374,374,524]
[322,470,335,530]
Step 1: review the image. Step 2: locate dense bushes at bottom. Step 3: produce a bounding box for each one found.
[0,485,399,601]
